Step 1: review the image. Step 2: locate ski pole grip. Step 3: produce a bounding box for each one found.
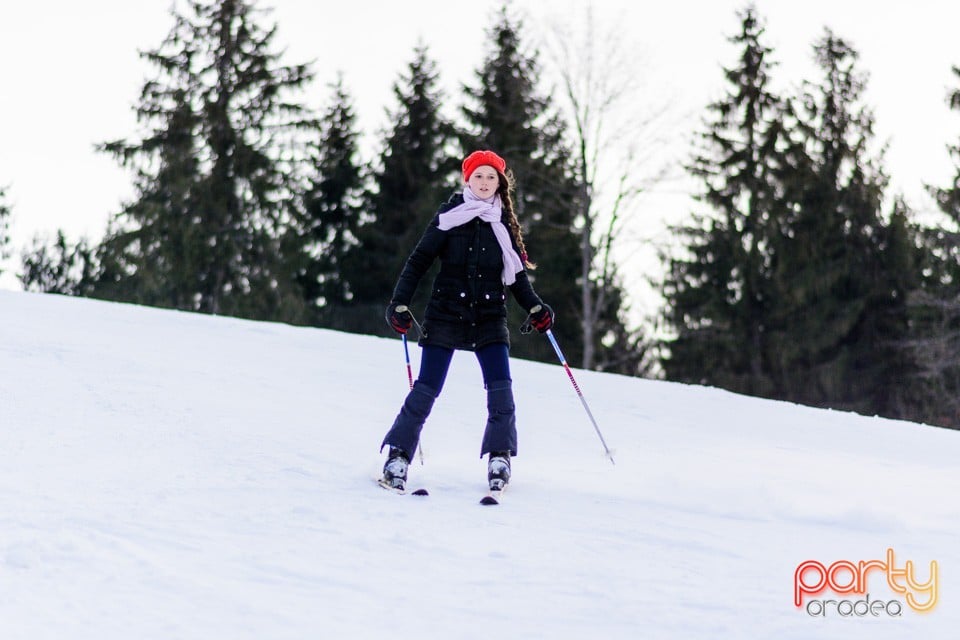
[520,305,541,335]
[395,304,409,313]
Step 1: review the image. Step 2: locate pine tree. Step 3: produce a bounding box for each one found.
[773,30,916,415]
[927,65,960,286]
[661,6,797,394]
[340,44,455,336]
[664,12,918,418]
[97,0,313,323]
[96,83,203,309]
[296,74,364,325]
[904,65,960,428]
[20,232,98,296]
[0,187,11,278]
[460,6,583,365]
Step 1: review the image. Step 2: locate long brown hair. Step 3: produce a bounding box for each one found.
[496,169,536,270]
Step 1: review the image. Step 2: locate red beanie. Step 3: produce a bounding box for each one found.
[462,150,506,182]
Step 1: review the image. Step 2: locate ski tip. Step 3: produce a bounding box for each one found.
[411,488,430,496]
[479,494,501,506]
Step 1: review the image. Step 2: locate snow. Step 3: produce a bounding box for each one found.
[1,289,957,639]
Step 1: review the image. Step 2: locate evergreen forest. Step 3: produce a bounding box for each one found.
[8,1,960,430]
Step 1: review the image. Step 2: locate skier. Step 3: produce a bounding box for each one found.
[379,149,554,494]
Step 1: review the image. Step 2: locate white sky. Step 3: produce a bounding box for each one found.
[2,0,959,314]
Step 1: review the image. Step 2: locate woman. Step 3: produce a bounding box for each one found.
[379,149,554,494]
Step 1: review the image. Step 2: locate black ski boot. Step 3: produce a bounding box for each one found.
[487,451,511,492]
[381,447,410,492]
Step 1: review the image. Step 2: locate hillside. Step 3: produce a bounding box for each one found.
[1,290,957,639]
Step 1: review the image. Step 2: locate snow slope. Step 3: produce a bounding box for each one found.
[1,290,957,639]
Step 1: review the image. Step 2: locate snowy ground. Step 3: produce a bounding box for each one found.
[1,290,957,639]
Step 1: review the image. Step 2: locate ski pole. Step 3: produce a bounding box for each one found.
[544,328,615,465]
[402,332,415,390]
[397,307,425,465]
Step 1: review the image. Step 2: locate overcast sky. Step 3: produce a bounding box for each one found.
[2,0,959,309]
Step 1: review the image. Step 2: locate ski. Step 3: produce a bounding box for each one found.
[480,489,504,505]
[376,478,429,496]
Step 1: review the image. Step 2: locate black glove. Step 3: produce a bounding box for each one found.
[521,303,554,334]
[385,303,413,335]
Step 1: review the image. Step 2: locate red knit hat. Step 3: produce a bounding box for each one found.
[462,150,506,182]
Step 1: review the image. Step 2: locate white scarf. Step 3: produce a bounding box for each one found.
[437,187,525,285]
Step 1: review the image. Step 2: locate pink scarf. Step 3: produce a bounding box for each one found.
[437,187,525,285]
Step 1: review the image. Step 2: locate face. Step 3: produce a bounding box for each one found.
[466,165,500,197]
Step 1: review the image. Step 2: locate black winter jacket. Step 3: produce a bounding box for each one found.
[390,193,544,351]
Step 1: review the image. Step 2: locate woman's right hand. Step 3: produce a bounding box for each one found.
[386,303,413,334]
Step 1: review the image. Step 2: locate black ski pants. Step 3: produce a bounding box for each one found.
[380,343,517,459]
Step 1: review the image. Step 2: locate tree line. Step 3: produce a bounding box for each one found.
[661,6,960,428]
[12,0,640,375]
[5,2,960,429]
